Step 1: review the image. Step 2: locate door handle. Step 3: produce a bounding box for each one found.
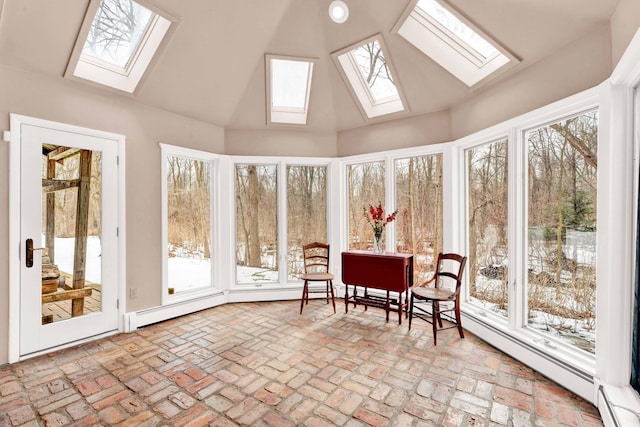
[26,238,46,268]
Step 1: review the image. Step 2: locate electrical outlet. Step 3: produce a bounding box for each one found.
[129,288,137,299]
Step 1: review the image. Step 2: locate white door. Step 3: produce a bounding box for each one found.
[19,122,119,356]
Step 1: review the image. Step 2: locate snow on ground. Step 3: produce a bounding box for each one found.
[52,237,595,352]
[51,236,102,284]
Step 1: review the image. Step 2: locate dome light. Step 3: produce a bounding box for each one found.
[329,1,349,24]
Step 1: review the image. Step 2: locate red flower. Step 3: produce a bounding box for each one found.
[363,202,398,230]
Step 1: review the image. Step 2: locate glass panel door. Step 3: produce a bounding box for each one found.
[19,123,119,356]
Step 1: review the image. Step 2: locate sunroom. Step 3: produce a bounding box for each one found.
[1,0,640,425]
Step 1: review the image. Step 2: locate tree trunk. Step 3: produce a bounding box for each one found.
[247,165,261,267]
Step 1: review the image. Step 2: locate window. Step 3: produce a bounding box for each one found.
[161,144,216,303]
[395,154,443,284]
[68,0,172,93]
[347,161,386,249]
[332,36,407,119]
[287,165,328,279]
[266,55,316,125]
[235,164,278,284]
[466,139,508,318]
[526,110,598,354]
[395,0,516,87]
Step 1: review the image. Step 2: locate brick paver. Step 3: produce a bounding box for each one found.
[0,300,602,426]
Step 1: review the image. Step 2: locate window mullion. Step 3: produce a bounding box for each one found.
[278,161,288,284]
[509,127,524,330]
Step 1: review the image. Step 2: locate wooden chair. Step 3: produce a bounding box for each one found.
[300,242,336,314]
[409,253,467,345]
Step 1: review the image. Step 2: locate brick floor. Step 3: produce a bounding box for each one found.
[0,300,603,426]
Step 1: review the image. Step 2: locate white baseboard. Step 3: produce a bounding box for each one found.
[126,291,227,330]
[123,285,344,332]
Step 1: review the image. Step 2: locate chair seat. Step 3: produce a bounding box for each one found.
[412,287,454,301]
[302,272,334,281]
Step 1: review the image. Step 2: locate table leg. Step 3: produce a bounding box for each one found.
[345,284,349,314]
[385,290,390,323]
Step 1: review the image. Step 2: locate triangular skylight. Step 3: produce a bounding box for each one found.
[395,0,517,87]
[266,55,316,125]
[332,36,406,120]
[67,0,172,93]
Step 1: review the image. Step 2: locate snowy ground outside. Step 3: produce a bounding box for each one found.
[52,237,595,353]
[49,236,102,284]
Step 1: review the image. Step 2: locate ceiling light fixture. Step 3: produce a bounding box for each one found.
[329,1,349,24]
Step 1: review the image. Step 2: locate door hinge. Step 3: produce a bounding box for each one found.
[117,155,120,166]
[117,299,119,309]
[116,227,119,237]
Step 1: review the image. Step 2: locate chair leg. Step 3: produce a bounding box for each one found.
[455,300,464,338]
[329,280,336,313]
[435,301,444,328]
[300,281,308,314]
[408,294,414,330]
[432,300,438,346]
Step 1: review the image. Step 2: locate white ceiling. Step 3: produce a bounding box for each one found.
[0,0,620,132]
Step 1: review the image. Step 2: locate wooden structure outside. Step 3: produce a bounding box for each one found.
[41,145,93,319]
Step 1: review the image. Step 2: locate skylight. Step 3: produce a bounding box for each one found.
[332,36,406,120]
[68,0,172,93]
[266,55,315,125]
[395,0,517,87]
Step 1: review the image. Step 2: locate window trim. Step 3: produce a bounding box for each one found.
[65,0,174,94]
[393,0,518,88]
[331,35,408,121]
[231,156,333,288]
[265,54,317,126]
[454,88,600,401]
[160,143,219,306]
[462,136,510,322]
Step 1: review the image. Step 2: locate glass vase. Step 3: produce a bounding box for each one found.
[373,229,383,254]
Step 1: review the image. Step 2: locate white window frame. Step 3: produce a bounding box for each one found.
[454,88,600,402]
[340,143,450,255]
[66,0,174,93]
[393,0,518,87]
[461,136,511,325]
[229,157,333,292]
[160,143,219,306]
[593,26,640,427]
[265,55,317,126]
[331,35,408,121]
[284,162,332,280]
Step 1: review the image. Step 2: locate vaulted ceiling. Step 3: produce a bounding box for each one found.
[0,0,621,132]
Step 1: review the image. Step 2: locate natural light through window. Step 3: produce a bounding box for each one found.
[267,56,315,125]
[82,0,155,69]
[333,37,406,119]
[396,0,515,86]
[70,0,172,93]
[351,40,399,104]
[416,0,498,61]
